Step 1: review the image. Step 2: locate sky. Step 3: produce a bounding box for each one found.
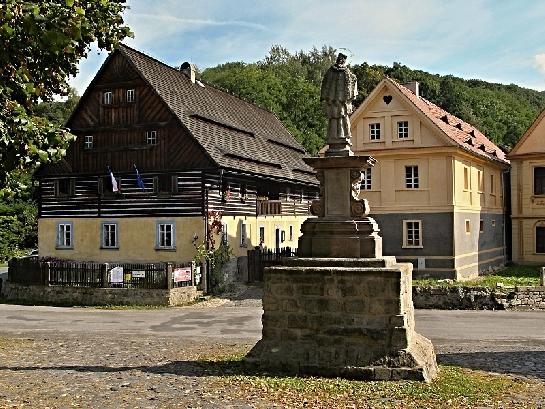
[70,0,545,94]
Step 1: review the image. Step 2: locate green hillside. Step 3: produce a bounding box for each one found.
[202,46,545,154]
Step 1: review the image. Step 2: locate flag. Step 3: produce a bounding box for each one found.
[107,166,118,192]
[134,164,145,191]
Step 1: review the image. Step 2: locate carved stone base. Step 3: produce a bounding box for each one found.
[245,258,438,382]
[298,218,382,258]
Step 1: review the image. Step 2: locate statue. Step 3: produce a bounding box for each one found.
[321,52,358,155]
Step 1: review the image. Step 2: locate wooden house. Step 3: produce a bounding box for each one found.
[351,78,510,280]
[36,45,318,268]
[509,109,545,264]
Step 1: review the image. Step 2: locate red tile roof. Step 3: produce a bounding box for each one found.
[387,78,509,165]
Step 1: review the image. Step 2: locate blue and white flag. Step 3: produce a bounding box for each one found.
[134,164,145,191]
[107,166,119,192]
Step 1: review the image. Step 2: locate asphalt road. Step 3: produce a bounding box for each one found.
[1,303,545,345]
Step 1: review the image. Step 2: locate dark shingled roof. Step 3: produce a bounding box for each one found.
[118,44,318,185]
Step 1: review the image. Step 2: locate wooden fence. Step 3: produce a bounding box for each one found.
[247,247,297,282]
[8,258,198,289]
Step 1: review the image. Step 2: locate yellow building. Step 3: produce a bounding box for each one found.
[351,79,509,280]
[509,109,545,264]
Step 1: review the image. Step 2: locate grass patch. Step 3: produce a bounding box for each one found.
[414,264,541,288]
[202,355,539,408]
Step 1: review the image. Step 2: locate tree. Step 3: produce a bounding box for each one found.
[0,0,132,196]
[34,87,80,127]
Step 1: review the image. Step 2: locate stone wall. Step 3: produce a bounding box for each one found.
[413,285,545,310]
[4,282,198,306]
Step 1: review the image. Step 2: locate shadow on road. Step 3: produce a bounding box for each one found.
[3,350,545,380]
[437,351,545,380]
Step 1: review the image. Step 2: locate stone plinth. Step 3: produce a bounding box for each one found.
[245,257,438,381]
[299,155,382,258]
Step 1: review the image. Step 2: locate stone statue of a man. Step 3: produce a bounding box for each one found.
[321,53,358,155]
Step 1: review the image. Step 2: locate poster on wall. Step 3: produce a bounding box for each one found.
[109,266,124,283]
[173,267,192,283]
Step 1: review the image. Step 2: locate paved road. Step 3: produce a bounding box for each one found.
[1,304,545,343]
[2,304,545,379]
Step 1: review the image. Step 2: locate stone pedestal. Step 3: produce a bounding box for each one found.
[245,148,438,382]
[245,257,438,381]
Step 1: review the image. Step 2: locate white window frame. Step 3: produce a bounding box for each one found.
[156,221,175,250]
[239,221,247,247]
[369,123,381,141]
[403,220,422,248]
[103,91,112,105]
[101,222,118,249]
[146,130,157,145]
[405,165,419,189]
[463,166,470,191]
[360,168,372,190]
[221,222,229,246]
[477,169,484,193]
[56,222,74,249]
[126,89,135,102]
[84,135,93,149]
[397,121,409,139]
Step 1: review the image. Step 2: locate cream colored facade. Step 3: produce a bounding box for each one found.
[39,214,307,263]
[509,110,545,263]
[350,79,508,279]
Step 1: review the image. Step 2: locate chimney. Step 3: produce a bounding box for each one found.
[404,81,420,97]
[180,62,196,83]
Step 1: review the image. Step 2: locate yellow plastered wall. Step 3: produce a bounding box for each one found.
[452,156,503,212]
[39,217,205,263]
[39,214,311,262]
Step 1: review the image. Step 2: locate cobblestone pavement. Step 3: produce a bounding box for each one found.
[2,286,545,407]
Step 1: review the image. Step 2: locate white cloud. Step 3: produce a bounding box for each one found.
[535,53,545,74]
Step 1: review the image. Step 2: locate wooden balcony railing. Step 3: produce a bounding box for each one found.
[257,199,282,216]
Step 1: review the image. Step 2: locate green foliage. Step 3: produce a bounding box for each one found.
[0,185,37,263]
[0,0,132,196]
[202,46,545,154]
[34,87,80,127]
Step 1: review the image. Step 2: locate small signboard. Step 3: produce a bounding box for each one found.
[173,267,192,283]
[109,266,124,283]
[132,270,146,278]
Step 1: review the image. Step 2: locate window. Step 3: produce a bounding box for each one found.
[465,220,471,234]
[490,174,495,194]
[369,123,381,140]
[146,130,157,145]
[155,174,176,194]
[103,91,112,105]
[360,168,372,190]
[240,221,247,247]
[534,167,545,195]
[221,222,228,246]
[101,222,118,249]
[289,225,294,241]
[403,220,422,247]
[156,222,175,249]
[55,178,74,197]
[479,220,484,233]
[56,222,73,249]
[463,167,470,190]
[492,220,496,228]
[84,135,93,149]
[397,121,409,139]
[259,226,265,245]
[126,89,135,102]
[477,170,484,192]
[537,226,545,253]
[405,166,419,188]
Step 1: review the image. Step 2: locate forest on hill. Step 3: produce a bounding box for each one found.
[201,45,545,155]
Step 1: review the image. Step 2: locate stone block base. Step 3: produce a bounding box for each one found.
[245,257,438,382]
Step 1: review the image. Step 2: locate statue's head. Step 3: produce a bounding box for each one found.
[336,53,348,66]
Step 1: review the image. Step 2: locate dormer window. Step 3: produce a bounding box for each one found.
[146,130,157,145]
[126,89,135,102]
[84,135,93,149]
[103,91,113,105]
